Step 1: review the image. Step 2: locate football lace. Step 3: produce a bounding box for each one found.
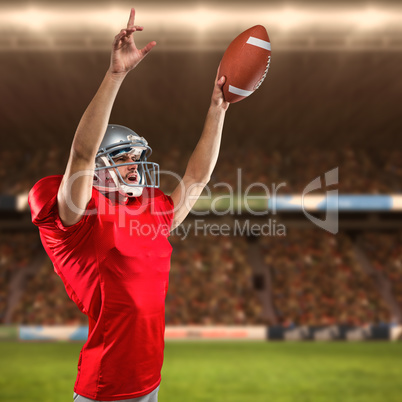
[255,55,271,90]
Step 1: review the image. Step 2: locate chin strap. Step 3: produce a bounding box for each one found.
[119,184,144,197]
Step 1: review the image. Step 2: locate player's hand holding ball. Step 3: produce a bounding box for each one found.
[211,71,230,112]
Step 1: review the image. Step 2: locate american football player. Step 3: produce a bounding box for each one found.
[28,8,228,402]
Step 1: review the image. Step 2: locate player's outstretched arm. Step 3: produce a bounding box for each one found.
[170,70,229,230]
[57,8,156,226]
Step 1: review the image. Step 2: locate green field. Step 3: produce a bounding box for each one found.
[0,342,401,402]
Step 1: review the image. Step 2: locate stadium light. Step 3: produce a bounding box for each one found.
[0,3,401,33]
[0,3,401,51]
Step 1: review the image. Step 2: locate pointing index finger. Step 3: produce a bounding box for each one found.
[127,8,135,29]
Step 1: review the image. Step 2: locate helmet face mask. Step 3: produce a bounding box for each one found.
[93,125,159,197]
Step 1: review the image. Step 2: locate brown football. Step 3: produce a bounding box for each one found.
[218,25,271,103]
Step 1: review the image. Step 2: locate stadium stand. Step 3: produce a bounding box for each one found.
[1,146,402,196]
[1,227,401,327]
[0,51,401,332]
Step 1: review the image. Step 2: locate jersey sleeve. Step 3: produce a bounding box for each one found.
[29,175,97,233]
[28,175,100,318]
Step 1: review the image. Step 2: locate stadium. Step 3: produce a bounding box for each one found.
[0,1,401,401]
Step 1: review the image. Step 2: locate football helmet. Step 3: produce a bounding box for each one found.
[93,124,159,197]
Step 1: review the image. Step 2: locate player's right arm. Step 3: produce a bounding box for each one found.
[57,8,156,226]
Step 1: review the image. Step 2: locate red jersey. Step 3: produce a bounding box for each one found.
[28,175,174,401]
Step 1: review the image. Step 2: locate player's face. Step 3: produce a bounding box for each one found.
[113,153,140,185]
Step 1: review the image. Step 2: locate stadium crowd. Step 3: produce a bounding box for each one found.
[1,136,401,326]
[0,232,41,322]
[360,231,402,317]
[261,230,395,327]
[166,234,262,325]
[0,146,401,196]
[1,228,400,327]
[159,146,402,195]
[10,254,84,326]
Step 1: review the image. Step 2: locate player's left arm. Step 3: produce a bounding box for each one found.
[170,71,229,230]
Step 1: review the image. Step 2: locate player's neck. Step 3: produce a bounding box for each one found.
[105,191,129,205]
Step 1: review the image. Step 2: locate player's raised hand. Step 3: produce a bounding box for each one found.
[109,8,156,75]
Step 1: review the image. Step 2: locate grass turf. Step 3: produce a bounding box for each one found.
[0,341,401,402]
